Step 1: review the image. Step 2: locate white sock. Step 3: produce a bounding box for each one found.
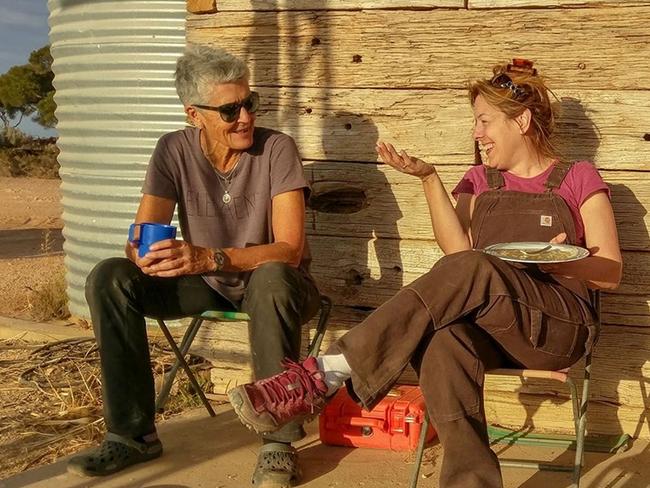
[316,354,352,397]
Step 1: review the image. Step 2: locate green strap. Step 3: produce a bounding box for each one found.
[488,425,631,453]
[200,310,250,321]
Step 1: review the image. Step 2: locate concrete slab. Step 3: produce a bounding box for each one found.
[0,316,181,343]
[0,316,91,342]
[2,403,649,488]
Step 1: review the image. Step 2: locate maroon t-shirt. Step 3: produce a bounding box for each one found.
[142,126,311,304]
[452,161,610,246]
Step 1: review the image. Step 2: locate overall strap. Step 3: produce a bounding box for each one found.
[545,160,575,191]
[485,167,505,189]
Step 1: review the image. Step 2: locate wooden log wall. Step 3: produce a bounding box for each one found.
[186,1,650,439]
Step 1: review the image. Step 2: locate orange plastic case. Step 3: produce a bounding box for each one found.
[318,385,437,451]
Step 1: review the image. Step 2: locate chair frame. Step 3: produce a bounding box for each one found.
[154,295,332,417]
[410,291,600,488]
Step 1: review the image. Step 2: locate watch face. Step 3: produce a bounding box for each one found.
[214,250,226,268]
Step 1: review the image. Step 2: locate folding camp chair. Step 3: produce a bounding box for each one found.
[154,295,332,417]
[410,291,601,488]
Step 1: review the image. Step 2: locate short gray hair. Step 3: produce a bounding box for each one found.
[175,44,250,105]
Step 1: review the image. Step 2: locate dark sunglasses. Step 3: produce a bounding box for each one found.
[194,91,260,123]
[491,73,528,99]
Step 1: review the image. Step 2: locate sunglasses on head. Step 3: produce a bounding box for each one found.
[490,73,529,99]
[194,91,260,123]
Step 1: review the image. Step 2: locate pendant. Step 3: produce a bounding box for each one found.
[222,192,232,204]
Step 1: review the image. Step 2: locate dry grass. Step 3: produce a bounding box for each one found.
[26,267,70,322]
[24,231,69,321]
[0,335,219,479]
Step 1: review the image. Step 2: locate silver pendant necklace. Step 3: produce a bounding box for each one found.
[201,133,240,205]
[214,169,235,204]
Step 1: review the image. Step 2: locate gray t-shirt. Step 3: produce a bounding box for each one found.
[142,126,312,304]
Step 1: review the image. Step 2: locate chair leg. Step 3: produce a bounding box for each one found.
[308,295,332,357]
[572,360,592,487]
[156,317,202,412]
[409,413,430,488]
[156,318,216,417]
[566,377,580,435]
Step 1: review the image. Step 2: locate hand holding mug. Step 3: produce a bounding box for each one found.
[140,239,215,277]
[128,222,177,258]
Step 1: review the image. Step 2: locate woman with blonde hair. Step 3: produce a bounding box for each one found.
[228,59,622,488]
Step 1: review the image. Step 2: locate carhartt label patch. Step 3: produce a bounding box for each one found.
[540,215,553,227]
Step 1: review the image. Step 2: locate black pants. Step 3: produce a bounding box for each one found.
[86,258,321,443]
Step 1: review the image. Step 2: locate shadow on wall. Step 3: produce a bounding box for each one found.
[310,112,404,302]
[555,96,601,164]
[244,1,404,304]
[517,97,650,488]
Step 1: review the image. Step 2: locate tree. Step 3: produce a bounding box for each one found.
[35,91,57,128]
[0,45,56,130]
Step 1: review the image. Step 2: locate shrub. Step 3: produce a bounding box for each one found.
[27,268,70,321]
[0,128,59,178]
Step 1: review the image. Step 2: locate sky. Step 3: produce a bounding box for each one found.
[0,0,56,137]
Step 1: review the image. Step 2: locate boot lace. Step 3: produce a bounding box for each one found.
[256,358,322,417]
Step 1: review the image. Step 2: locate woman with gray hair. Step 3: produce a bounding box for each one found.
[68,44,320,488]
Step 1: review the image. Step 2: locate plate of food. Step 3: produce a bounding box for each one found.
[483,242,589,264]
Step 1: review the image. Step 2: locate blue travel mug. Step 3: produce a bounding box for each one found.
[128,222,177,258]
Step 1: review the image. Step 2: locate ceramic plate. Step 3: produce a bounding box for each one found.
[483,242,589,264]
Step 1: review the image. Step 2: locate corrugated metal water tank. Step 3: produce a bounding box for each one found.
[48,0,187,317]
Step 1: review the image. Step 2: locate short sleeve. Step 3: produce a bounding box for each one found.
[565,161,611,208]
[451,166,486,200]
[142,135,178,201]
[269,134,310,199]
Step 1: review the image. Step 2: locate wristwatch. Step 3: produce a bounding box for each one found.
[212,248,226,271]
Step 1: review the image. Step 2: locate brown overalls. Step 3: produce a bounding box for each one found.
[333,162,598,488]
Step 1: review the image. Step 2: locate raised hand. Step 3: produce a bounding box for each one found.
[376,142,436,181]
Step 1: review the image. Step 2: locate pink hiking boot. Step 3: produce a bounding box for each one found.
[228,357,328,434]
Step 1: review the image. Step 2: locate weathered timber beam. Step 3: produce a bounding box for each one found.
[187,0,217,14]
[247,88,650,170]
[303,162,650,252]
[217,0,464,10]
[470,0,650,8]
[187,7,650,90]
